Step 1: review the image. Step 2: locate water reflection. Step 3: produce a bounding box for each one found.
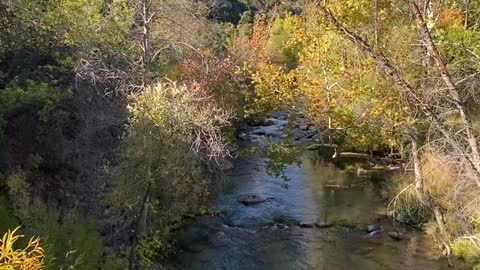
[167,153,448,270]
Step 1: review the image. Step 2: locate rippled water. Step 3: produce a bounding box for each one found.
[166,149,449,270]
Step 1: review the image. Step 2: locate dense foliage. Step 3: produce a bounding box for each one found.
[1,0,480,269]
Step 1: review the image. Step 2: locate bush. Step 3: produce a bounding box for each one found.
[0,227,45,270]
[386,174,432,226]
[39,212,103,270]
[107,82,232,264]
[0,81,71,122]
[452,238,480,263]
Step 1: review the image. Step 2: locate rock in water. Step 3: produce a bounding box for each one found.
[367,224,382,233]
[238,194,266,205]
[314,223,335,229]
[238,132,248,141]
[299,223,314,228]
[368,230,383,238]
[247,118,263,126]
[388,231,402,241]
[252,129,266,136]
[299,124,309,130]
[263,118,276,126]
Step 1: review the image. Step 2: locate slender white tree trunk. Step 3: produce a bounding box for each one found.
[317,1,480,187]
[408,1,480,182]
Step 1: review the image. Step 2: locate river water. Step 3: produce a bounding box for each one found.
[166,116,449,270]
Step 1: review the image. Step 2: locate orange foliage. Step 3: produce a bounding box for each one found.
[178,50,244,111]
[231,11,275,67]
[438,8,464,29]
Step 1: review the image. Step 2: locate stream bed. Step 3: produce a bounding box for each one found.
[166,115,449,270]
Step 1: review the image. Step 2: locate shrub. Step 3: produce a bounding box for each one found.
[0,227,45,270]
[39,212,103,270]
[452,238,480,263]
[107,82,232,264]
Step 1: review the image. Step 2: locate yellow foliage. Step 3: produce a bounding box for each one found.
[244,63,298,116]
[288,3,416,149]
[0,227,44,270]
[438,8,465,29]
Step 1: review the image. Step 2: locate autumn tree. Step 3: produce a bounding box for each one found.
[107,82,231,269]
[314,0,480,258]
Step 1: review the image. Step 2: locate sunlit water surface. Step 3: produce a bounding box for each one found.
[166,151,448,270]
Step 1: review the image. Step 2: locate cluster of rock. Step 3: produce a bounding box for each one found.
[366,224,402,241]
[238,112,323,146]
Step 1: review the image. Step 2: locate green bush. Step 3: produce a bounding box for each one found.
[0,81,71,122]
[452,239,480,263]
[38,212,103,270]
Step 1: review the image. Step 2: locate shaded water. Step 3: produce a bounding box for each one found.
[167,151,449,270]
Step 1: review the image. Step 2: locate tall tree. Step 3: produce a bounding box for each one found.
[316,0,480,187]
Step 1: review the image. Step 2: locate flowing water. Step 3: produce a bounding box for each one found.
[166,116,449,270]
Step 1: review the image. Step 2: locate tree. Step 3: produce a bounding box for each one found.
[107,82,231,268]
[315,0,480,257]
[290,1,412,151]
[316,0,480,187]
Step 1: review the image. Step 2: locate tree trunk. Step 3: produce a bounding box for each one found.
[128,182,151,270]
[411,137,426,205]
[407,1,480,181]
[464,0,470,29]
[142,0,152,69]
[433,206,451,258]
[316,1,480,187]
[410,136,451,257]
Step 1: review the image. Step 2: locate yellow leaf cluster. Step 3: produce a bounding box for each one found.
[0,227,44,270]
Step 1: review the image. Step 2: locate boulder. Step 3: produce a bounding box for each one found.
[367,224,382,233]
[388,231,402,241]
[368,230,383,238]
[238,194,266,205]
[252,129,266,136]
[299,124,309,130]
[308,125,317,132]
[247,118,263,126]
[263,118,276,126]
[237,132,248,141]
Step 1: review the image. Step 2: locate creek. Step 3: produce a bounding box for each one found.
[166,113,448,270]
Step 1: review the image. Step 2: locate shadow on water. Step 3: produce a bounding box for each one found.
[166,151,450,270]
